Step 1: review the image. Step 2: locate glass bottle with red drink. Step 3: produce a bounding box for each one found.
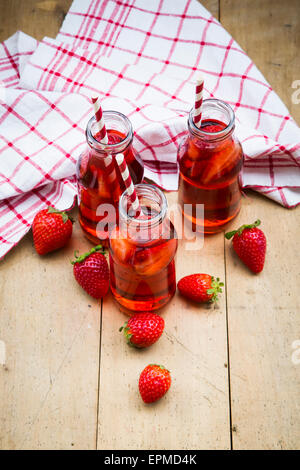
[178,99,243,234]
[76,111,144,244]
[109,184,178,313]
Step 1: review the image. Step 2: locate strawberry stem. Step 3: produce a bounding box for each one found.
[225,219,261,239]
[71,244,105,264]
[47,206,74,224]
[119,321,128,333]
[206,276,224,302]
[119,321,134,346]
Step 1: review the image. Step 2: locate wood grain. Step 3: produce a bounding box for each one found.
[0,0,72,42]
[97,192,230,450]
[220,0,300,125]
[200,0,219,20]
[225,192,300,449]
[221,0,300,450]
[0,214,101,450]
[98,0,227,451]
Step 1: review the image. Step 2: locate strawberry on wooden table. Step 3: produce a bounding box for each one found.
[32,206,73,255]
[119,312,164,348]
[225,219,266,273]
[139,364,171,404]
[72,245,109,299]
[177,273,223,303]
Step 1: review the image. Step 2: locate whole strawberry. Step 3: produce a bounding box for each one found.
[32,206,73,255]
[178,273,223,303]
[119,313,164,348]
[72,245,109,299]
[139,364,171,404]
[225,219,266,273]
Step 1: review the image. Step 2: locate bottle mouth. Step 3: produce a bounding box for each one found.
[119,183,167,228]
[86,110,133,153]
[188,99,235,141]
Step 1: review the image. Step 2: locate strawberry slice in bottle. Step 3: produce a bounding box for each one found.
[110,228,135,266]
[201,142,241,185]
[133,239,177,276]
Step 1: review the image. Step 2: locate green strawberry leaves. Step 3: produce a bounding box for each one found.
[225,219,261,239]
[71,244,105,265]
[119,321,134,346]
[47,206,74,224]
[206,276,224,302]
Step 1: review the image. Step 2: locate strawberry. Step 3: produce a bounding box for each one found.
[139,364,171,404]
[32,206,73,255]
[177,273,223,303]
[72,245,109,299]
[119,313,164,348]
[225,219,266,273]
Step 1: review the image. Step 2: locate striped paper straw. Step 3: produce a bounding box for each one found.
[115,153,142,217]
[193,75,204,128]
[103,154,118,196]
[91,95,118,195]
[91,95,108,144]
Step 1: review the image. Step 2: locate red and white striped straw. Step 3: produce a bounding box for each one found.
[91,95,118,194]
[115,153,142,217]
[193,75,204,128]
[91,95,108,144]
[103,154,118,195]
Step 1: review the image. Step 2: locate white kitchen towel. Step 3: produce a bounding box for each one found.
[0,0,299,260]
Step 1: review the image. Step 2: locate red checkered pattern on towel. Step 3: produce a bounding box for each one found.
[0,0,300,260]
[0,32,37,88]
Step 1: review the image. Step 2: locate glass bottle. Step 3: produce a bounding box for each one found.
[178,99,243,234]
[109,184,178,312]
[76,111,144,244]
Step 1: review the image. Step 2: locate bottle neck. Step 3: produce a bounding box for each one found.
[86,111,133,154]
[119,184,168,240]
[188,99,235,142]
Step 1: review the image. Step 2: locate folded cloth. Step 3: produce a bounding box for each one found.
[0,0,300,260]
[19,38,300,202]
[0,32,37,88]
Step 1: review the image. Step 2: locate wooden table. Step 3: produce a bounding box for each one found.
[0,0,299,450]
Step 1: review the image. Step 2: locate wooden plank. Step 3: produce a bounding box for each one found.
[0,0,226,450]
[0,213,101,450]
[220,0,300,125]
[0,0,99,450]
[221,0,300,449]
[96,0,230,451]
[224,193,300,449]
[0,0,72,42]
[97,191,231,450]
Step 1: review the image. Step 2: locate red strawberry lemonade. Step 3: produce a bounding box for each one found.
[178,99,243,234]
[109,184,178,312]
[76,112,144,245]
